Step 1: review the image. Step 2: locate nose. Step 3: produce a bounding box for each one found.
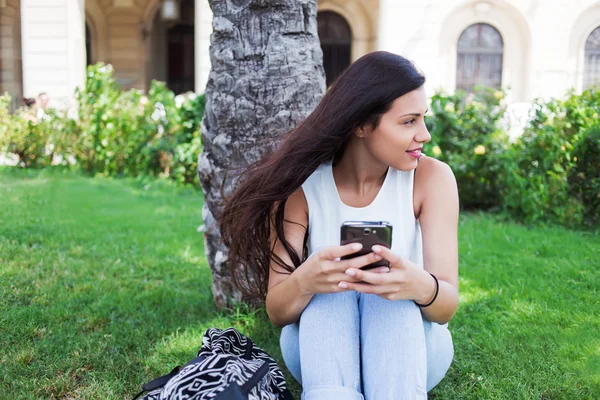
[416,121,432,144]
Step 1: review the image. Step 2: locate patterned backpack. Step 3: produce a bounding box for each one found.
[133,327,294,400]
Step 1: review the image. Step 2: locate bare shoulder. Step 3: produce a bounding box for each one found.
[286,185,309,218]
[413,155,458,218]
[416,155,455,181]
[270,186,308,246]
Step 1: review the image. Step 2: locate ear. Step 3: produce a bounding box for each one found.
[355,125,368,139]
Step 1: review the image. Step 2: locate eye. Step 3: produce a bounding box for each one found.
[404,118,416,125]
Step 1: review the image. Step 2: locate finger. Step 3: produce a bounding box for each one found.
[338,281,392,294]
[343,267,389,285]
[328,272,366,284]
[321,261,379,280]
[336,251,383,271]
[371,245,404,267]
[375,267,391,273]
[320,243,363,261]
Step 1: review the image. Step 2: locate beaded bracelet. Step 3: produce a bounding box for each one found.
[414,272,439,308]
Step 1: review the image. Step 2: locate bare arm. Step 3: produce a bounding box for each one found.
[414,156,459,324]
[265,187,313,328]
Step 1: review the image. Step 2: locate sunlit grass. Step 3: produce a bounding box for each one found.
[0,167,598,399]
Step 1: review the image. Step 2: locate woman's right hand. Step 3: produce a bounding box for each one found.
[294,243,388,295]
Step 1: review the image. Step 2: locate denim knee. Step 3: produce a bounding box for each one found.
[298,292,361,391]
[280,322,302,385]
[301,385,364,400]
[424,322,454,391]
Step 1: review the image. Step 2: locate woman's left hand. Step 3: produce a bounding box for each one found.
[338,245,434,303]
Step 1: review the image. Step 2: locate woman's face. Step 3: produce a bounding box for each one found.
[361,86,431,171]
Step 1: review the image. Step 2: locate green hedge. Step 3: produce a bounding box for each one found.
[499,89,600,228]
[426,86,599,229]
[0,63,204,187]
[426,87,510,211]
[1,66,598,228]
[0,96,77,169]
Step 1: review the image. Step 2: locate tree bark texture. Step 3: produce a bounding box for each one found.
[198,0,326,309]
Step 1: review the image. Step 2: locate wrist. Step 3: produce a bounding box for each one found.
[414,269,437,305]
[292,267,312,296]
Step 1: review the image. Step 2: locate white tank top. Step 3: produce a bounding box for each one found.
[301,160,424,268]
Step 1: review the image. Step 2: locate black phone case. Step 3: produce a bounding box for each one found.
[340,221,392,270]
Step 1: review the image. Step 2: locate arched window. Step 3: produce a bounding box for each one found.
[317,11,352,86]
[166,0,195,94]
[456,23,503,92]
[148,0,195,94]
[584,26,600,89]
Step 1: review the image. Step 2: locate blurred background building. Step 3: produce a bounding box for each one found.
[1,0,599,111]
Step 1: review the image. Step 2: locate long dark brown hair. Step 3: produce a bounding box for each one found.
[220,51,426,301]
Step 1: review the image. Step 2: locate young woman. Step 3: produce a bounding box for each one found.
[220,51,458,399]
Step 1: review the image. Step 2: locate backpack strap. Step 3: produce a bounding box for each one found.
[212,361,292,400]
[239,361,270,393]
[131,356,207,400]
[281,388,295,400]
[243,336,254,360]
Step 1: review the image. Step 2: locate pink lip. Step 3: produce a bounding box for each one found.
[406,147,423,159]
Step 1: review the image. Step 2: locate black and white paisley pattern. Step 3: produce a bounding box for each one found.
[199,328,252,358]
[198,328,290,396]
[248,346,289,394]
[137,328,293,400]
[159,355,266,399]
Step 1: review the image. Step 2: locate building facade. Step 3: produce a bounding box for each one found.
[1,0,600,110]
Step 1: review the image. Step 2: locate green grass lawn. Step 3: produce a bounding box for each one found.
[0,167,598,399]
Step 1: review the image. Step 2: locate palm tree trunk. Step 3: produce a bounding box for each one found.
[198,0,325,309]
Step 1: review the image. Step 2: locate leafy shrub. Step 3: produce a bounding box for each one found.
[426,85,599,229]
[135,81,205,185]
[74,64,205,186]
[74,63,136,174]
[0,94,77,168]
[3,65,597,228]
[499,88,600,227]
[569,124,600,228]
[426,86,510,210]
[170,93,205,185]
[1,64,205,186]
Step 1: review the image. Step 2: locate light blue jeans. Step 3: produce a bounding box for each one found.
[279,290,454,399]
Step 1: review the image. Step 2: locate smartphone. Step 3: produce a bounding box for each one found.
[340,221,393,270]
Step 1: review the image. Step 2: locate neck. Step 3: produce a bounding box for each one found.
[333,138,388,194]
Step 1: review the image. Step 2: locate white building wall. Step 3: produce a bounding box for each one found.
[378,0,600,103]
[378,0,457,98]
[11,0,600,105]
[195,0,212,94]
[20,0,86,108]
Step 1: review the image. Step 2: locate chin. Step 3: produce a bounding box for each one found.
[392,154,422,171]
[393,162,418,172]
